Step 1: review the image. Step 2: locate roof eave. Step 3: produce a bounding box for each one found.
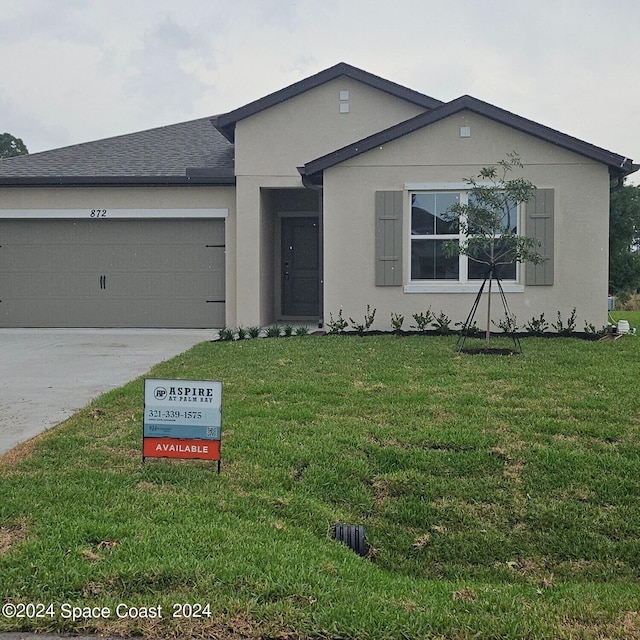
[0,174,236,188]
[301,95,636,183]
[612,161,639,179]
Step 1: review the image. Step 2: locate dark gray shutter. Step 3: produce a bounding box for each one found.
[375,191,403,286]
[525,188,554,286]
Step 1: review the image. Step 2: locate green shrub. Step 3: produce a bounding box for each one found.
[349,305,376,335]
[525,313,549,335]
[552,307,577,336]
[247,326,262,339]
[327,309,348,334]
[411,309,434,332]
[390,312,405,334]
[217,327,234,341]
[432,311,452,334]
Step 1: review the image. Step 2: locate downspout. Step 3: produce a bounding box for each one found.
[611,161,626,192]
[300,170,325,328]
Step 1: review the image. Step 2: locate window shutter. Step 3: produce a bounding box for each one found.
[525,188,554,286]
[375,191,403,286]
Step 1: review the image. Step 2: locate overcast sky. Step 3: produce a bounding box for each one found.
[1,0,638,183]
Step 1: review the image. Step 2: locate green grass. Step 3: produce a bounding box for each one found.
[611,309,640,328]
[1,320,639,639]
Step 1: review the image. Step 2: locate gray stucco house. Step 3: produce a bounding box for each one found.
[0,62,636,329]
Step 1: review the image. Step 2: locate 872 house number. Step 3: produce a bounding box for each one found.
[89,209,107,218]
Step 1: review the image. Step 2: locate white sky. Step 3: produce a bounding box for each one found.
[1,0,638,183]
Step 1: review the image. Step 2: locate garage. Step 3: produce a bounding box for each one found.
[0,216,225,328]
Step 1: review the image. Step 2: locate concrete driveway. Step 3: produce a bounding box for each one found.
[0,329,214,456]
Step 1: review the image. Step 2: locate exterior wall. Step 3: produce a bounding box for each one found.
[234,175,305,327]
[0,186,238,327]
[232,76,427,326]
[0,186,234,211]
[322,110,611,331]
[234,77,427,178]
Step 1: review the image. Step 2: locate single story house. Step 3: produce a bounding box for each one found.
[0,62,636,330]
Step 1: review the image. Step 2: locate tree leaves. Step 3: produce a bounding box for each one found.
[443,152,543,272]
[0,132,28,159]
[609,184,640,293]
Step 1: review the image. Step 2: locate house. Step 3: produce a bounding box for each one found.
[0,62,636,330]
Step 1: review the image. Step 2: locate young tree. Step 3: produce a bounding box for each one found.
[444,153,543,346]
[0,132,28,159]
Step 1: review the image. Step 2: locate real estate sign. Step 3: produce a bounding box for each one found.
[143,379,222,465]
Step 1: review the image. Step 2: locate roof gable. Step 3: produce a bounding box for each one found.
[212,62,443,143]
[299,95,637,184]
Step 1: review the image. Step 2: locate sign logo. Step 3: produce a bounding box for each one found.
[154,387,167,400]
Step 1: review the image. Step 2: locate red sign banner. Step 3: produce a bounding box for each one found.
[143,437,221,461]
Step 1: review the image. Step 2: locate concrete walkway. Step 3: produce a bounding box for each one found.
[0,329,214,456]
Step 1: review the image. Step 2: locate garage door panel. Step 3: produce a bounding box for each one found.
[112,245,221,272]
[106,271,223,298]
[0,299,224,329]
[0,272,99,299]
[0,219,225,328]
[0,245,105,273]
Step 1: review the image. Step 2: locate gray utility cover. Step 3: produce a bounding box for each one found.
[0,218,225,328]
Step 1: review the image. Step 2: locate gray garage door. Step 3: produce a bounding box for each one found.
[0,219,225,328]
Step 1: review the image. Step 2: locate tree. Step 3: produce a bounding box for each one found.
[444,153,543,347]
[609,183,640,294]
[0,132,28,159]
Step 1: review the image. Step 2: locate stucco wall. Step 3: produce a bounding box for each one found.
[234,77,427,178]
[322,110,611,331]
[0,186,235,211]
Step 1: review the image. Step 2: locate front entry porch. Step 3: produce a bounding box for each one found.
[261,188,322,325]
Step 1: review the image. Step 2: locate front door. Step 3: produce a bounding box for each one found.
[281,216,320,318]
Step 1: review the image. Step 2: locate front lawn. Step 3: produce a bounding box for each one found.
[1,326,639,639]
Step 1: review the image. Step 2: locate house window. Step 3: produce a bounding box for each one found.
[410,192,519,283]
[410,193,460,280]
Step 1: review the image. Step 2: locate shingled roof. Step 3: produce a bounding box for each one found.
[0,117,235,186]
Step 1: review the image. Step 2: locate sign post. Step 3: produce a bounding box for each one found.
[143,378,222,471]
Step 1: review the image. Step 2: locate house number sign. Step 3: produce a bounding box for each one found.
[143,378,222,470]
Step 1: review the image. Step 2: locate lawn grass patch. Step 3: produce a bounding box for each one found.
[1,325,639,639]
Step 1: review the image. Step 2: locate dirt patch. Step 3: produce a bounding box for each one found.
[0,434,43,471]
[0,519,27,554]
[560,610,640,640]
[460,347,520,356]
[91,610,300,640]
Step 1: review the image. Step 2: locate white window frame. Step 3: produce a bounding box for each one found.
[404,184,524,294]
